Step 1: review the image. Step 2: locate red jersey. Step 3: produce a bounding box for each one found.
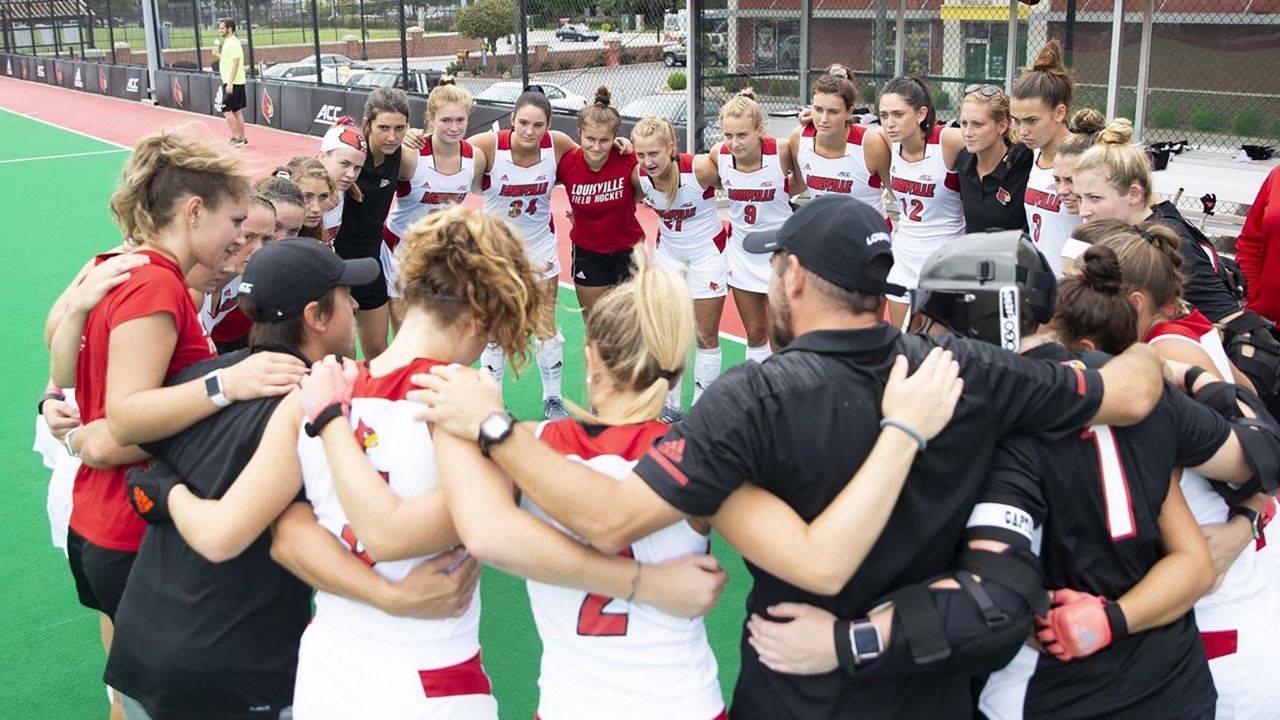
[72,249,216,551]
[557,147,643,254]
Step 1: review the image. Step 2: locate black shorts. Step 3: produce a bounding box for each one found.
[222,83,246,113]
[334,246,389,311]
[66,527,136,619]
[572,246,635,288]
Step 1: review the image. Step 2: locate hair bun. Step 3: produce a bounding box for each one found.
[593,85,612,107]
[1069,108,1105,134]
[437,74,456,87]
[1031,39,1067,74]
[1097,118,1134,146]
[736,87,758,102]
[1079,245,1124,294]
[826,63,851,80]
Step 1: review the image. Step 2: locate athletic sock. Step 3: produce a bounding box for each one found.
[745,344,772,365]
[666,375,684,411]
[536,331,565,400]
[481,342,506,388]
[693,347,722,405]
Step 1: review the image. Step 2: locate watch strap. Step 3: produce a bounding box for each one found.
[304,403,347,437]
[38,390,66,415]
[833,619,858,676]
[1231,505,1262,539]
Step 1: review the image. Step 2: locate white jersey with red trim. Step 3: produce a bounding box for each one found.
[483,129,556,249]
[889,127,965,246]
[639,153,725,253]
[524,420,723,720]
[1145,319,1277,719]
[797,124,887,217]
[717,138,792,293]
[1024,151,1081,276]
[198,275,242,334]
[296,357,481,660]
[384,138,477,249]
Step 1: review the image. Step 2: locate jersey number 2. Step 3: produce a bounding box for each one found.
[1082,425,1136,540]
[900,198,923,222]
[577,547,634,636]
[508,198,538,219]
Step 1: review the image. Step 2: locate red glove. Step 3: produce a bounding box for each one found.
[1036,589,1126,661]
[302,356,358,436]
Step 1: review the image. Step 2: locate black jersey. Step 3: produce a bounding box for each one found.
[336,146,403,258]
[1149,200,1241,322]
[105,345,313,720]
[968,343,1226,720]
[634,326,1105,718]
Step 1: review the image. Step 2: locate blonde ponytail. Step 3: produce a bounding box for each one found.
[568,246,696,425]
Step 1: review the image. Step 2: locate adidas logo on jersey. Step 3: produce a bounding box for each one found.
[500,174,510,181]
[576,270,586,279]
[379,179,391,188]
[656,438,685,464]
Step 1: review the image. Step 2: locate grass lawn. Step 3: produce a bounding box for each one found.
[89,25,404,51]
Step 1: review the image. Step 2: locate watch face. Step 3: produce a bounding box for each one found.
[480,413,511,439]
[205,374,221,396]
[853,625,881,656]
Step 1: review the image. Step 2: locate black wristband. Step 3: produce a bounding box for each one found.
[1184,365,1208,395]
[304,404,347,437]
[1104,601,1130,644]
[834,619,858,677]
[37,390,66,415]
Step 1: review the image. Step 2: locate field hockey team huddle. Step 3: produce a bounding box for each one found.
[31,39,1280,720]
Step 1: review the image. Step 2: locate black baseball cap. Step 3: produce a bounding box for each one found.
[743,194,906,297]
[239,237,379,322]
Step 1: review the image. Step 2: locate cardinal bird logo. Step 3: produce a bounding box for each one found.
[339,127,368,153]
[260,90,275,124]
[98,69,108,93]
[354,418,379,450]
[996,187,1012,205]
[173,79,184,106]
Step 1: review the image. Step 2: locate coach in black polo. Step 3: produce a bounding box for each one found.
[105,240,477,720]
[414,196,1168,718]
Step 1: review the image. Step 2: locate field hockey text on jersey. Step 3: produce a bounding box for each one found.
[569,178,627,205]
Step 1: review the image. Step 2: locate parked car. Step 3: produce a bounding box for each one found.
[475,81,587,112]
[298,53,376,71]
[344,68,443,95]
[662,42,686,67]
[618,93,723,149]
[263,62,364,85]
[555,24,600,42]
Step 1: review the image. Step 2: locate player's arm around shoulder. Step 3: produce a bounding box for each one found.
[940,126,966,171]
[168,391,306,563]
[694,152,720,189]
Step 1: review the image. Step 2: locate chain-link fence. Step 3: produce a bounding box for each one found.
[7,1,1276,156]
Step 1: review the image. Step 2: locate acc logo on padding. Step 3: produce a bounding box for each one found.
[314,104,344,125]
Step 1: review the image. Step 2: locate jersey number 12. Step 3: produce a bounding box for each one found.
[577,546,635,636]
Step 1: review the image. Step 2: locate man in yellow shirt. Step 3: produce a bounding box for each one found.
[212,18,247,147]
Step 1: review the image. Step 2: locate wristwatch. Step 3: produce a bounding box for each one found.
[849,618,883,665]
[478,410,516,458]
[1231,505,1263,541]
[204,370,231,408]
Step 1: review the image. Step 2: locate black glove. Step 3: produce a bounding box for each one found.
[126,459,185,525]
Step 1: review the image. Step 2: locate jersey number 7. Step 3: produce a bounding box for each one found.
[577,547,635,636]
[1081,425,1136,541]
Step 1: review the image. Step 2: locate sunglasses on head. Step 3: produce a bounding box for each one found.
[964,84,1003,97]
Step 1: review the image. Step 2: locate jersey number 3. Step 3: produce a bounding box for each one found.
[508,198,539,219]
[1082,425,1136,540]
[577,547,634,636]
